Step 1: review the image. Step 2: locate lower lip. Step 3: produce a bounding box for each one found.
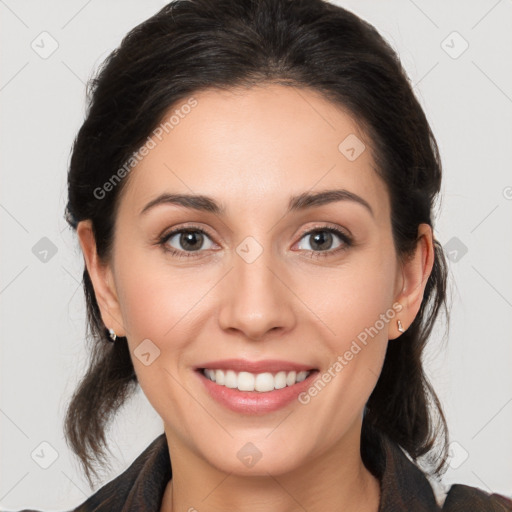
[196,369,319,414]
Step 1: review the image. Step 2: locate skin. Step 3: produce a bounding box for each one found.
[77,84,434,512]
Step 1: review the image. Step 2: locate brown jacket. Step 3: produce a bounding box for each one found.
[10,431,512,511]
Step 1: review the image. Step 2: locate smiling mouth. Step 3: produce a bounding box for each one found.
[198,368,317,392]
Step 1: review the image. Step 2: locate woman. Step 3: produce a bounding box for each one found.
[10,0,512,510]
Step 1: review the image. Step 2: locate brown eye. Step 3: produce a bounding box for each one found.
[159,227,216,257]
[296,227,352,254]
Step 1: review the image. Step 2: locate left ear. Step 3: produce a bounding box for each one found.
[389,223,435,340]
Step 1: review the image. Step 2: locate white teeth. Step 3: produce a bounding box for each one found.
[286,371,296,386]
[224,370,238,388]
[274,371,287,389]
[254,372,274,392]
[202,368,312,392]
[296,371,309,382]
[215,369,225,385]
[237,371,255,391]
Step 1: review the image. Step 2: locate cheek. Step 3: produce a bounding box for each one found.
[299,241,398,347]
[113,252,215,416]
[113,250,223,400]
[290,247,396,444]
[114,247,215,342]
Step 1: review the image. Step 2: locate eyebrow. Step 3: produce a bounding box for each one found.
[139,189,374,218]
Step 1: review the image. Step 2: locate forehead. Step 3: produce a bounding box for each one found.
[118,84,389,220]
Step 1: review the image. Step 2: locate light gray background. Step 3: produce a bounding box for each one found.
[1,0,511,509]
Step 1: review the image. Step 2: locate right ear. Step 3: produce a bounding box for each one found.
[76,220,127,337]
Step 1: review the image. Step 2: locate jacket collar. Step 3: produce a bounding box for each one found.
[362,429,441,511]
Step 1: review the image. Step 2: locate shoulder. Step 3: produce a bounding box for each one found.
[70,433,171,512]
[2,434,171,512]
[442,483,512,511]
[362,424,512,512]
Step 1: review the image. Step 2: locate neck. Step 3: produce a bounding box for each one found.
[160,423,381,512]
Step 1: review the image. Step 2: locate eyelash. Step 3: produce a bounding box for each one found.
[157,224,353,260]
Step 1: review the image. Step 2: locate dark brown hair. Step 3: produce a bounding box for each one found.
[64,0,450,488]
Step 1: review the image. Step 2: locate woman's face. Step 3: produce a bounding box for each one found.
[81,84,429,476]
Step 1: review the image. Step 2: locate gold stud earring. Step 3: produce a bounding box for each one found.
[397,320,405,333]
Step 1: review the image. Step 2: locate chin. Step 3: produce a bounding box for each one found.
[199,440,308,477]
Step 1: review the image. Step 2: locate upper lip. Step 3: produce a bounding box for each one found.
[196,359,317,374]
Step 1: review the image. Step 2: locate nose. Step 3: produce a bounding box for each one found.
[217,244,296,341]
